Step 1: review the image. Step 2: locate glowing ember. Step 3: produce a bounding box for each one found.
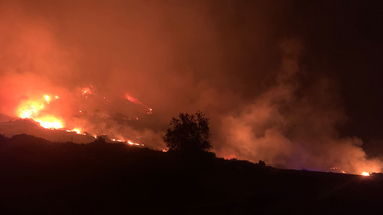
[81,87,93,96]
[111,138,125,143]
[361,172,370,176]
[43,94,51,104]
[127,140,141,146]
[125,94,142,105]
[125,93,153,114]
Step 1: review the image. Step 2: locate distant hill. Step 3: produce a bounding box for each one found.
[0,134,381,214]
[0,119,94,143]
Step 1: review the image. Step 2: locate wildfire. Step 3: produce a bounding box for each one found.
[35,115,64,129]
[16,94,64,129]
[127,140,140,146]
[125,93,153,114]
[66,128,83,135]
[17,100,45,119]
[111,138,142,146]
[361,172,370,177]
[14,91,143,147]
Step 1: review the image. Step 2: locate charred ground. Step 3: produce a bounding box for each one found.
[0,134,382,214]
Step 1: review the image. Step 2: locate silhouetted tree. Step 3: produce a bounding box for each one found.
[163,112,211,152]
[258,160,266,167]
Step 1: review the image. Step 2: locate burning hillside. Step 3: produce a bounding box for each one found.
[0,0,382,176]
[0,78,149,146]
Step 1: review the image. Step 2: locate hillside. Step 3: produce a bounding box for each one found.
[0,134,381,215]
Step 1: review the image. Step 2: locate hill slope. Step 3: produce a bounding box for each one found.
[0,134,381,214]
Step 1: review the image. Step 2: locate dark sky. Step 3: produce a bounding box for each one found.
[0,0,382,173]
[221,0,383,140]
[217,0,383,141]
[286,0,383,140]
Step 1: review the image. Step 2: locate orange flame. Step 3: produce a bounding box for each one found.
[14,93,143,147]
[125,94,143,105]
[17,100,45,119]
[16,94,64,129]
[66,128,83,135]
[35,115,64,129]
[125,93,153,114]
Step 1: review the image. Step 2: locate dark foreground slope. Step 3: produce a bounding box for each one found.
[0,134,382,215]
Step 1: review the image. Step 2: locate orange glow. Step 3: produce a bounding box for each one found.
[125,94,142,105]
[361,172,370,176]
[127,140,141,146]
[16,94,64,129]
[67,128,83,134]
[81,87,93,96]
[110,138,142,146]
[125,93,153,114]
[43,94,51,104]
[127,140,135,145]
[112,138,125,143]
[17,100,45,119]
[35,115,64,129]
[14,92,143,147]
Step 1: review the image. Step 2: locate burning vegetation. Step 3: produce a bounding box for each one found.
[17,94,64,129]
[5,82,151,147]
[0,0,381,177]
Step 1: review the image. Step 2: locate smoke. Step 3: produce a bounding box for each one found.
[0,0,381,173]
[215,40,382,173]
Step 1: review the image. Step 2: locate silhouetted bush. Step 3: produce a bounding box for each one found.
[92,135,108,144]
[163,112,211,153]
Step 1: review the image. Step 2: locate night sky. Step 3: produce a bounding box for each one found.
[284,1,383,141]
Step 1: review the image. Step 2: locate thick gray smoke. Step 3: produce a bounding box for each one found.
[0,0,381,174]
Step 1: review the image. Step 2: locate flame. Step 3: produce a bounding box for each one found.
[127,140,136,145]
[125,94,142,105]
[17,100,45,119]
[16,94,64,129]
[43,94,51,104]
[111,138,125,143]
[35,115,64,129]
[66,128,83,135]
[361,172,370,176]
[111,137,142,146]
[125,93,153,114]
[14,92,143,147]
